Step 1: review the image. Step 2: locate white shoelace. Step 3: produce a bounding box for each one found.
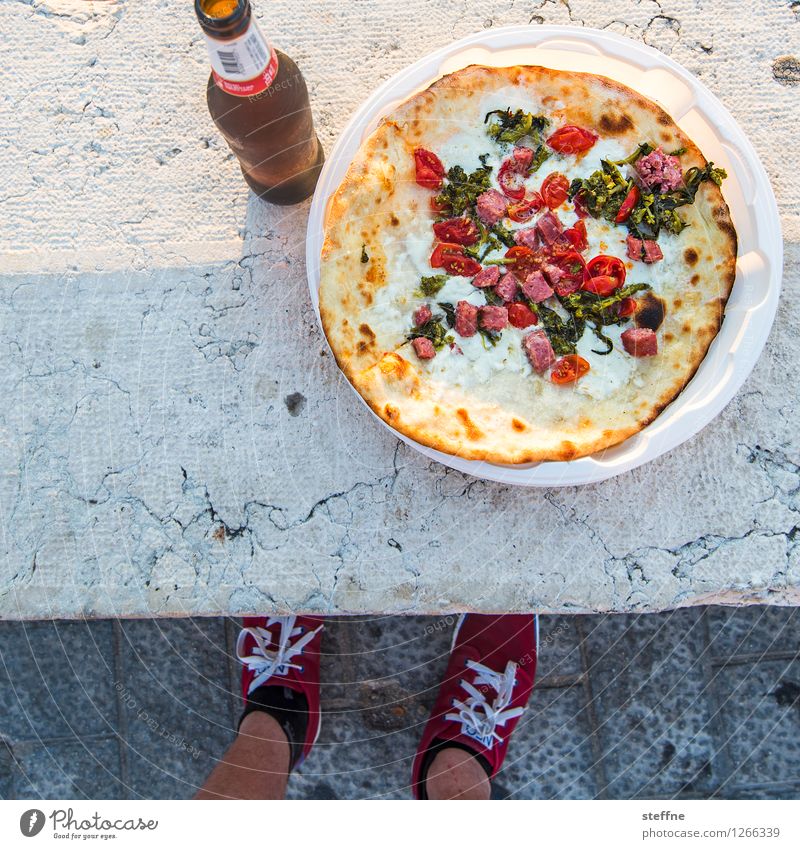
[236,616,322,695]
[445,659,524,749]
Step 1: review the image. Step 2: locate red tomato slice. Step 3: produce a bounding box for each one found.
[586,254,627,288]
[498,159,526,200]
[507,193,543,222]
[549,250,588,292]
[551,354,591,384]
[563,220,588,251]
[617,297,637,317]
[441,253,482,277]
[541,173,569,209]
[546,126,598,155]
[507,302,538,328]
[615,185,641,224]
[504,246,540,281]
[430,242,464,268]
[414,148,445,190]
[582,275,620,297]
[433,217,479,245]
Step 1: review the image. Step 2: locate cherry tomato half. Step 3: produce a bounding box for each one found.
[433,217,479,246]
[430,195,451,215]
[582,275,620,297]
[617,297,637,317]
[546,126,598,155]
[507,302,539,328]
[430,242,464,268]
[541,173,570,209]
[615,185,641,224]
[504,246,540,281]
[441,253,482,277]
[551,354,591,385]
[586,254,627,289]
[498,159,526,200]
[563,219,588,251]
[507,193,544,222]
[549,250,588,295]
[414,148,445,190]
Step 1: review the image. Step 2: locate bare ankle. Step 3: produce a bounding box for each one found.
[425,747,491,800]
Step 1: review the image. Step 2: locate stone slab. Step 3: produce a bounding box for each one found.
[0,0,799,618]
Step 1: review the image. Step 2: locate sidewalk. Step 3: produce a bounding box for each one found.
[1,607,798,799]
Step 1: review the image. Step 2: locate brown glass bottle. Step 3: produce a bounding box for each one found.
[195,0,324,205]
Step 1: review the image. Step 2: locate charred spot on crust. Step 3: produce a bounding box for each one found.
[599,112,634,135]
[673,297,683,309]
[456,408,483,441]
[635,292,666,331]
[384,404,399,421]
[664,332,675,342]
[511,418,526,432]
[657,112,672,126]
[690,274,700,286]
[684,247,699,266]
[390,214,400,226]
[356,340,371,355]
[682,321,692,334]
[359,323,375,339]
[559,441,578,460]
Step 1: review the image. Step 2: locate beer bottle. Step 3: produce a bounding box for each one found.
[194,0,324,205]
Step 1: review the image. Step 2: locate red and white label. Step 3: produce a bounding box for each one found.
[204,20,278,97]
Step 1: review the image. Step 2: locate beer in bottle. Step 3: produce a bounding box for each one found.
[195,0,324,204]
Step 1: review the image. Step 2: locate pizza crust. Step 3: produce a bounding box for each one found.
[319,65,738,464]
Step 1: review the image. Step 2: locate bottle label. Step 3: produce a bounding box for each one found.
[204,19,278,97]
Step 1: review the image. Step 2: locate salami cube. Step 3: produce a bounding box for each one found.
[471,265,500,288]
[478,305,508,331]
[621,327,658,357]
[514,226,540,250]
[476,189,507,225]
[536,210,564,245]
[413,304,432,326]
[411,336,436,360]
[521,270,554,303]
[455,300,478,337]
[494,272,518,303]
[523,330,556,373]
[626,234,663,263]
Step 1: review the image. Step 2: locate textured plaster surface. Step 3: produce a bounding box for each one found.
[0,0,798,617]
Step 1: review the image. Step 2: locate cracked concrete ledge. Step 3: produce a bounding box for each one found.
[0,0,798,617]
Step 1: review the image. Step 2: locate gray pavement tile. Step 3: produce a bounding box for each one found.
[117,618,235,799]
[9,738,123,799]
[325,614,455,710]
[286,696,422,800]
[0,738,14,799]
[713,659,800,791]
[0,620,117,742]
[707,606,800,660]
[537,614,583,680]
[581,610,718,799]
[499,684,599,799]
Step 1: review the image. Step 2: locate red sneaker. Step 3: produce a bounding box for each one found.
[235,615,324,768]
[411,613,538,799]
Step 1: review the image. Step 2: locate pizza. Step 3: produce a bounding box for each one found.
[318,65,737,463]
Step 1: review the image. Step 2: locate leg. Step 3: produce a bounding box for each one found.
[425,747,491,800]
[195,711,290,800]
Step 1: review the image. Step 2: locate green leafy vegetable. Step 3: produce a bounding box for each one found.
[531,304,585,356]
[484,108,549,146]
[479,328,501,349]
[407,313,450,350]
[416,275,447,297]
[569,143,728,240]
[669,146,687,156]
[437,301,456,329]
[434,160,493,218]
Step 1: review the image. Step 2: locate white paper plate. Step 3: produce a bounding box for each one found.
[306,25,782,487]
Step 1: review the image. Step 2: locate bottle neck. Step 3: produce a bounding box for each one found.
[196,0,278,97]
